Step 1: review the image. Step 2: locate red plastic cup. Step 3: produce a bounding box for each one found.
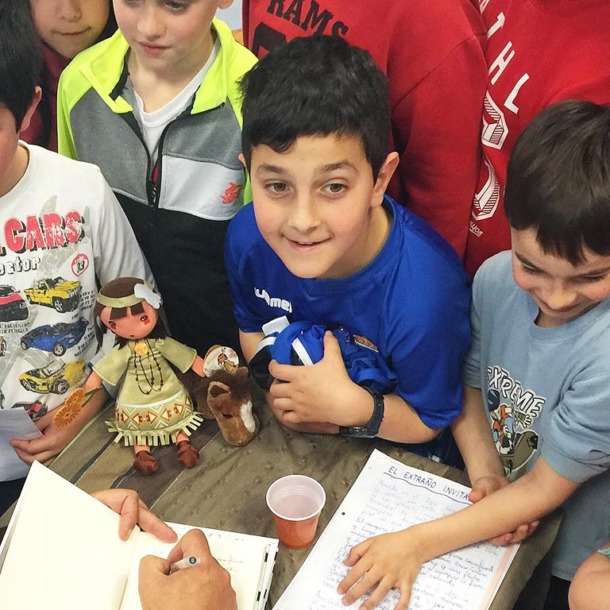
[266,475,326,549]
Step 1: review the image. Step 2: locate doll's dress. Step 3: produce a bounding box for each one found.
[94,337,203,446]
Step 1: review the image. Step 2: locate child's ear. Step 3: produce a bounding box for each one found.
[371,152,399,207]
[217,0,234,9]
[18,87,42,135]
[238,153,246,168]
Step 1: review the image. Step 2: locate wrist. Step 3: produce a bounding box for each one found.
[339,386,384,438]
[341,385,374,427]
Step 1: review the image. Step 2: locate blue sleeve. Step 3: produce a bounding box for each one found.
[463,263,485,389]
[543,371,610,482]
[390,270,471,430]
[224,207,267,333]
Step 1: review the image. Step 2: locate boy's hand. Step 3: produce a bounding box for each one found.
[338,530,422,610]
[91,489,177,543]
[268,332,364,427]
[469,475,539,545]
[11,409,83,464]
[139,530,237,610]
[10,387,107,464]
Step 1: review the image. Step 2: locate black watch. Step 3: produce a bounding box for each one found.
[339,387,385,438]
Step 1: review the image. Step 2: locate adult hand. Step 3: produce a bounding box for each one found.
[139,529,237,610]
[91,488,177,543]
[469,475,538,545]
[338,529,422,610]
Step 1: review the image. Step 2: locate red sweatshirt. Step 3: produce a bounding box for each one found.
[465,0,610,275]
[243,0,487,258]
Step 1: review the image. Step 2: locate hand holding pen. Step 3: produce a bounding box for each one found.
[139,529,237,610]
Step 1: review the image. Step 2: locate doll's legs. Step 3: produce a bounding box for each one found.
[133,443,158,475]
[176,431,199,468]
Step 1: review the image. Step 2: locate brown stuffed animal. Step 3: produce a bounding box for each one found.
[205,366,259,446]
[189,346,259,446]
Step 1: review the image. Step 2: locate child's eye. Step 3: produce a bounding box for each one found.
[521,263,541,275]
[323,183,346,195]
[266,182,288,194]
[577,274,607,284]
[164,0,189,11]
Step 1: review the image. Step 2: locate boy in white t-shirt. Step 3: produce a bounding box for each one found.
[0,0,152,513]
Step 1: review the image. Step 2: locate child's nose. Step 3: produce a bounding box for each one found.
[56,0,83,21]
[288,197,320,233]
[137,6,164,39]
[542,283,578,310]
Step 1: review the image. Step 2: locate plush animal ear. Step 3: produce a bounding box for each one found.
[208,381,230,399]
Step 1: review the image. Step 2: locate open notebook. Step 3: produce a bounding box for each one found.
[274,449,519,610]
[0,462,278,610]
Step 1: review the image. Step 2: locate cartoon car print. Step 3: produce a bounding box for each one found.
[24,277,81,313]
[19,359,87,394]
[20,318,88,356]
[0,285,29,322]
[11,400,48,421]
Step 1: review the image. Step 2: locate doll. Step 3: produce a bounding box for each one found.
[84,278,205,475]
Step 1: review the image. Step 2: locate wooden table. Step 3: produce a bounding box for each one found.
[1,393,560,609]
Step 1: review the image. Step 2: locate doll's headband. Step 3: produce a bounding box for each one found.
[96,282,162,310]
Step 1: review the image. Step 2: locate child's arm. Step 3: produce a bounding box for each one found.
[10,379,108,465]
[451,385,507,495]
[451,384,539,544]
[337,456,579,610]
[569,544,610,610]
[267,332,439,443]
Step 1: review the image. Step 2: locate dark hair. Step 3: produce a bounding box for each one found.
[240,35,390,181]
[0,0,42,127]
[505,100,610,264]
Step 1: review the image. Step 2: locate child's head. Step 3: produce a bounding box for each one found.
[239,36,398,280]
[30,0,113,60]
[112,0,232,76]
[505,100,610,326]
[240,35,391,182]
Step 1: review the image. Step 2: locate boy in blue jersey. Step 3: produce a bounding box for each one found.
[337,101,610,610]
[225,36,471,460]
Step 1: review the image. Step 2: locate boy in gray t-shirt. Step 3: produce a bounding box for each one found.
[334,100,610,610]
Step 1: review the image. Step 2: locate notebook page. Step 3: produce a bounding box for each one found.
[0,462,139,610]
[120,523,276,610]
[275,450,518,610]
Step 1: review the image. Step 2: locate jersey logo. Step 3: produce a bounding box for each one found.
[254,288,292,313]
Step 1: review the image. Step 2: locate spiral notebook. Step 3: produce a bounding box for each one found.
[0,461,278,610]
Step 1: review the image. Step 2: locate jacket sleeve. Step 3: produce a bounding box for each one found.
[56,70,78,160]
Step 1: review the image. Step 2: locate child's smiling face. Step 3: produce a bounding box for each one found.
[250,133,398,280]
[511,227,610,327]
[30,0,110,60]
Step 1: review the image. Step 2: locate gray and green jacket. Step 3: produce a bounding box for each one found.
[57,19,257,353]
